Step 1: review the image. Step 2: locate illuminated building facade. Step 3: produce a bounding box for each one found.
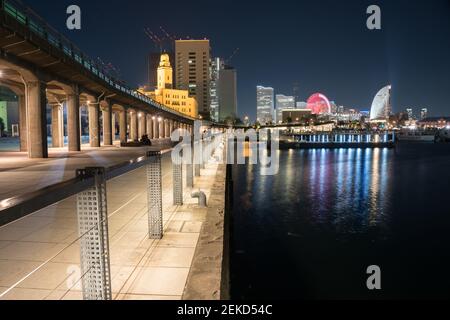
[370,85,392,121]
[210,57,224,122]
[256,86,274,125]
[138,53,198,118]
[421,108,428,120]
[275,95,295,123]
[175,40,210,118]
[218,66,238,122]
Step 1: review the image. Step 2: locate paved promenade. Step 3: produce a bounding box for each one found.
[0,142,171,200]
[0,148,225,300]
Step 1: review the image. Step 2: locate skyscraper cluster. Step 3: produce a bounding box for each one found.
[256,86,296,125]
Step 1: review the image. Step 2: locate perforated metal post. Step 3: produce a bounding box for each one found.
[186,136,194,188]
[201,138,206,169]
[76,167,112,301]
[173,149,183,205]
[147,151,163,239]
[194,139,201,177]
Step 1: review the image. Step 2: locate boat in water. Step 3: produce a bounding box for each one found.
[397,130,436,142]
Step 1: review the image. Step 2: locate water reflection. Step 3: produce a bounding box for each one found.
[231,144,450,299]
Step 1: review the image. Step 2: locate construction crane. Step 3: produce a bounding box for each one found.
[144,27,164,53]
[225,48,240,64]
[159,26,177,42]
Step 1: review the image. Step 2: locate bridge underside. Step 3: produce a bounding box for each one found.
[0,10,194,158]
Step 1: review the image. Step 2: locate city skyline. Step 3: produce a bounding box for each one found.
[22,0,450,121]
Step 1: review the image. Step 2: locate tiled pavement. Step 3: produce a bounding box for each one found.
[0,150,221,300]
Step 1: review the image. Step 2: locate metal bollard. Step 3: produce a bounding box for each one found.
[76,167,112,300]
[186,136,194,188]
[147,151,163,239]
[173,149,183,206]
[194,140,201,177]
[191,190,207,207]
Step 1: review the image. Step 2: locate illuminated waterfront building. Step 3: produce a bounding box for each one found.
[218,66,238,122]
[175,39,210,119]
[138,53,198,118]
[421,108,428,120]
[210,57,224,122]
[370,85,392,121]
[275,94,295,123]
[256,86,274,125]
[406,108,413,120]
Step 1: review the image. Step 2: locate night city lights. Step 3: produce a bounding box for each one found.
[0,0,449,316]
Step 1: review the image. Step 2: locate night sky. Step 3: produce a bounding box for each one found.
[24,0,450,120]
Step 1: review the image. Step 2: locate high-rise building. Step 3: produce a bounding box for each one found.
[275,95,295,123]
[406,108,413,120]
[138,53,198,118]
[210,57,224,122]
[256,86,274,125]
[218,66,238,122]
[175,40,211,119]
[421,108,428,120]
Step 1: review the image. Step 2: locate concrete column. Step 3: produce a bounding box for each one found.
[153,117,159,139]
[119,109,127,144]
[112,112,116,141]
[138,113,147,139]
[169,119,174,137]
[102,103,113,146]
[164,119,170,138]
[18,94,27,152]
[67,93,80,152]
[130,111,138,142]
[51,105,64,148]
[159,118,164,139]
[26,80,48,158]
[88,104,100,147]
[147,115,154,139]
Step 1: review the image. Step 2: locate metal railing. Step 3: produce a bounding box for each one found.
[0,134,226,300]
[0,0,194,121]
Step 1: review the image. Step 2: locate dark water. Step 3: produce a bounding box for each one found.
[230,143,450,300]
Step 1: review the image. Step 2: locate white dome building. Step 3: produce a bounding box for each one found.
[370,85,392,121]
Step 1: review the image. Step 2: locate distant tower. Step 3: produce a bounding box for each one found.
[421,108,428,120]
[157,53,173,90]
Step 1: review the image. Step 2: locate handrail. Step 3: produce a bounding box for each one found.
[0,0,195,122]
[0,149,169,227]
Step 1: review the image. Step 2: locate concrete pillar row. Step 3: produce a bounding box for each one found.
[67,91,80,152]
[51,105,64,148]
[88,104,101,148]
[119,109,128,144]
[26,80,48,158]
[18,94,27,152]
[147,115,154,139]
[130,111,138,142]
[102,103,113,146]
